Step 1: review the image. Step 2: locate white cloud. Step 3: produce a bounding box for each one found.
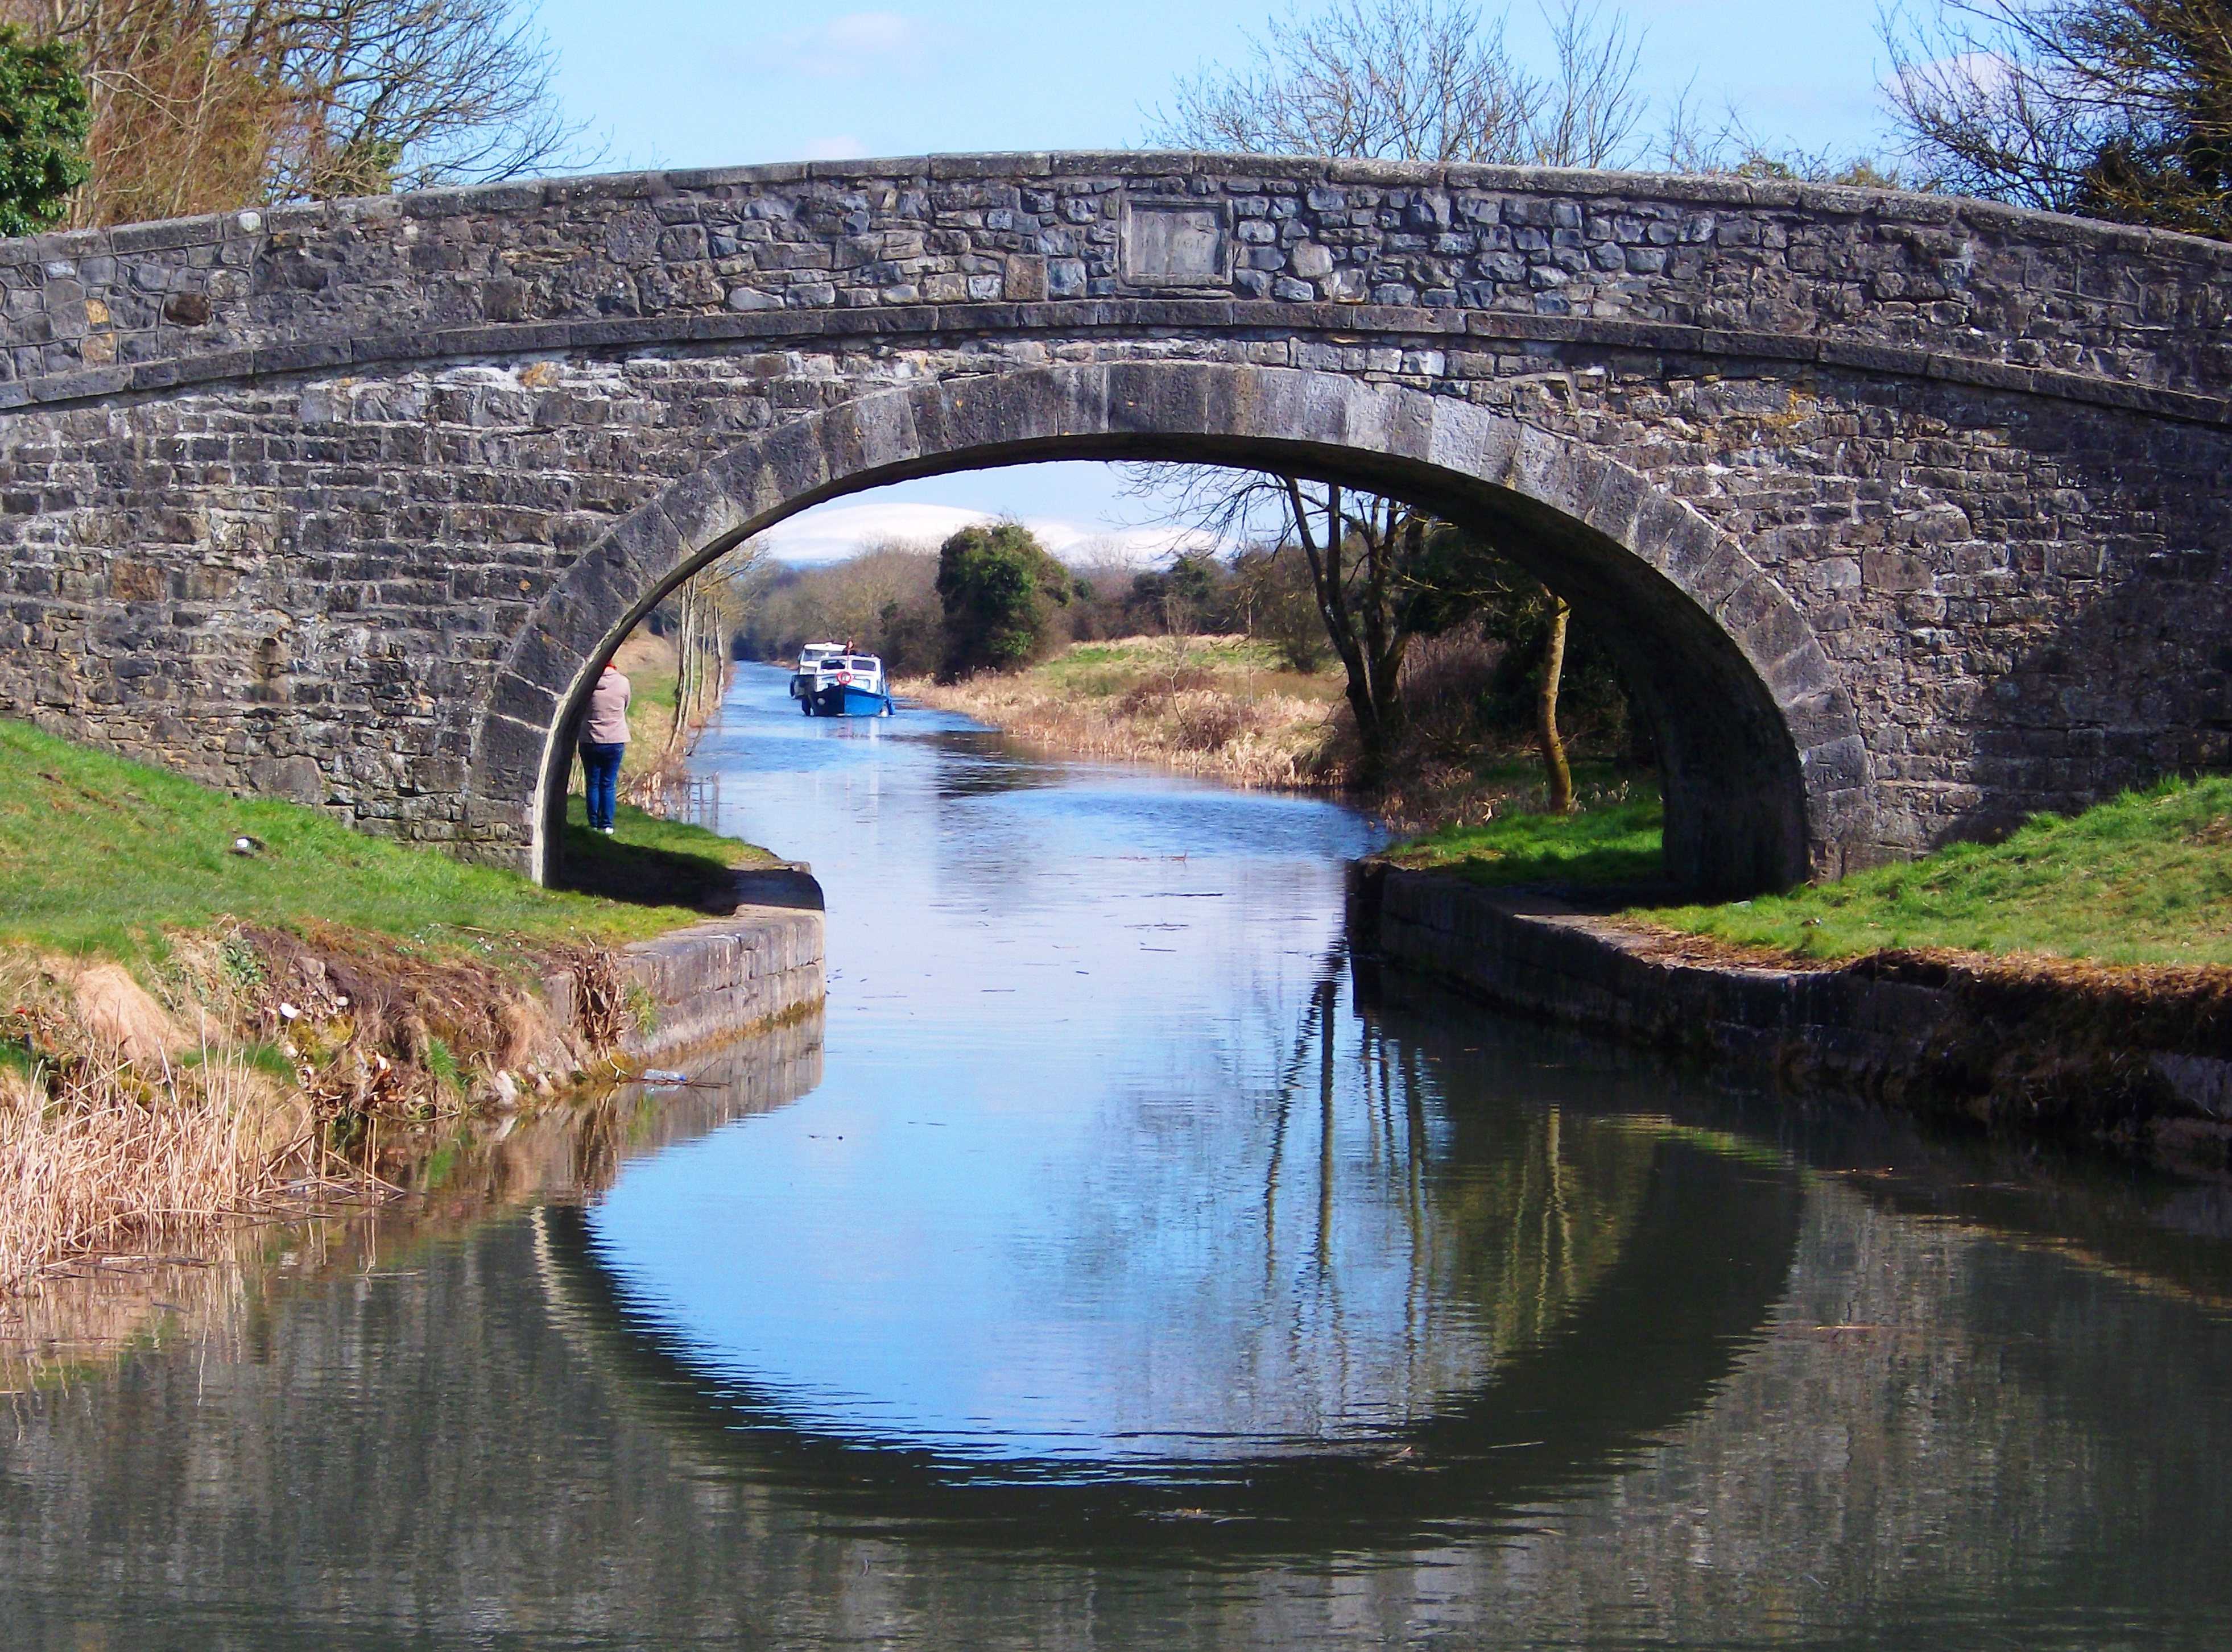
[799,134,870,161]
[1027,523,1229,569]
[759,12,943,80]
[757,502,985,564]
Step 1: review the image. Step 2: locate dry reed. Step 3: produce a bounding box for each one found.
[0,919,625,1303]
[900,672,1343,789]
[0,1040,313,1300]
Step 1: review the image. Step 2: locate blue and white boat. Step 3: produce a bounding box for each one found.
[788,641,845,700]
[803,652,894,717]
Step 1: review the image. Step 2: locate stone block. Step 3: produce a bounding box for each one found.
[249,754,325,802]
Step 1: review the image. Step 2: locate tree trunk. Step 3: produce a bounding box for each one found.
[668,584,696,752]
[1537,597,1574,813]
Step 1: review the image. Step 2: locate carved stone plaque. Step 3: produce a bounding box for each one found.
[1122,202,1230,286]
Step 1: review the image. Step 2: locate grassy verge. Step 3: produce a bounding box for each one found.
[1647,777,2232,967]
[1379,773,2232,969]
[1379,772,2232,968]
[554,795,780,910]
[1386,777,1664,888]
[0,715,776,1295]
[0,718,723,963]
[900,634,1346,787]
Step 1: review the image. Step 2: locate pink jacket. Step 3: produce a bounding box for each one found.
[584,669,631,744]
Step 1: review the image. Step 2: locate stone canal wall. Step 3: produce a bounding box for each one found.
[1351,862,2232,1159]
[614,905,824,1063]
[545,868,826,1065]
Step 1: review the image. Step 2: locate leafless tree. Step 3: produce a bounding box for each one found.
[1149,0,1649,169]
[1534,595,1573,811]
[1882,0,2232,235]
[264,0,590,198]
[1142,0,1660,801]
[1131,467,1523,786]
[1656,75,1911,185]
[647,536,770,792]
[748,540,944,672]
[5,0,590,225]
[1150,0,1536,163]
[1527,0,1647,167]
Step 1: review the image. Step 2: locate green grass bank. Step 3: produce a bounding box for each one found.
[0,716,778,1298]
[0,717,772,965]
[1650,777,2232,967]
[1382,767,1663,889]
[1386,773,2232,969]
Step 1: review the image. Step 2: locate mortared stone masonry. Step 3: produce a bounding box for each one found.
[1,151,2228,893]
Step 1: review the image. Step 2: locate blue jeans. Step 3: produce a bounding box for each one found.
[580,742,625,830]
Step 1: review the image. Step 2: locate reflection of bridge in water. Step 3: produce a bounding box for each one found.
[7,993,2232,1644]
[527,1128,1801,1555]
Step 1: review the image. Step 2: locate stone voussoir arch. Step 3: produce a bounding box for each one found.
[482,362,1869,895]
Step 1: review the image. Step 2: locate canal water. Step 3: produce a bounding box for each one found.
[7,663,2232,1647]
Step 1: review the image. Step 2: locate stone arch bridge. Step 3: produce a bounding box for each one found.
[2,151,2229,895]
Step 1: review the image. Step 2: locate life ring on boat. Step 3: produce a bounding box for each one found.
[836,671,853,686]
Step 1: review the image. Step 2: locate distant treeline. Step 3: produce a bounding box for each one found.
[735,523,1646,771]
[741,533,1324,678]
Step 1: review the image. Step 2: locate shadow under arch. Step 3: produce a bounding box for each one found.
[473,362,1874,895]
[529,1127,1804,1559]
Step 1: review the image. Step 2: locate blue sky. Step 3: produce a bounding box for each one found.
[537,2,1888,171]
[532,2,1892,560]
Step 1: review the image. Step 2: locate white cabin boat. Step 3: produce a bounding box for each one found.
[789,642,845,699]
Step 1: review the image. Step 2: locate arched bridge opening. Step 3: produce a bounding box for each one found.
[502,362,1869,897]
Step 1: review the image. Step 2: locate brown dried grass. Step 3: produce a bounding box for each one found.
[0,921,630,1299]
[0,1004,316,1299]
[66,962,193,1067]
[901,673,1342,789]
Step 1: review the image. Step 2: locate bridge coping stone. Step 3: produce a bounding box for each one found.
[0,152,2221,265]
[0,152,2223,424]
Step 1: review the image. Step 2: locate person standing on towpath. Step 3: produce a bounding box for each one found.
[580,661,631,834]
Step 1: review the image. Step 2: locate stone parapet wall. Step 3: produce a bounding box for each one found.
[0,154,2227,420]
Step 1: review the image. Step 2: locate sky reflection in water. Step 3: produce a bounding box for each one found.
[592,665,1527,1461]
[8,665,2232,1647]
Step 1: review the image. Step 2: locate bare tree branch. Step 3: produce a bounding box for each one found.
[1527,0,1647,167]
[1883,0,2232,234]
[4,0,595,223]
[1146,0,1539,163]
[1146,0,1654,169]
